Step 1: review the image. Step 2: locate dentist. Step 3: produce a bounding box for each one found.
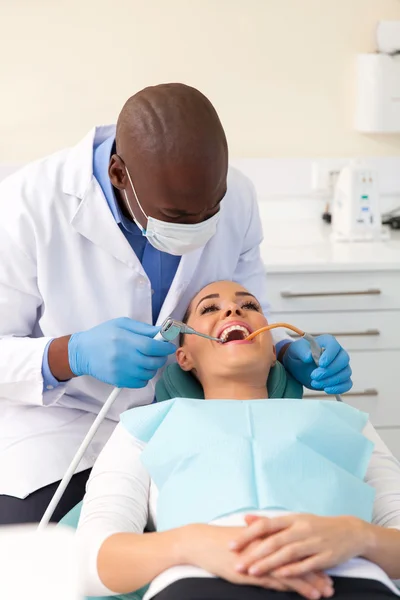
[0,83,352,524]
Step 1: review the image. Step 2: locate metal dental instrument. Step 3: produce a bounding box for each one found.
[159,317,223,343]
[246,323,343,403]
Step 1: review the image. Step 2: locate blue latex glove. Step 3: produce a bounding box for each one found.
[68,318,176,389]
[282,334,352,395]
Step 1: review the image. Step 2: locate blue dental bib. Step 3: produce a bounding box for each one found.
[120,399,374,531]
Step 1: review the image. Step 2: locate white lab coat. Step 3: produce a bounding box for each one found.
[0,125,288,498]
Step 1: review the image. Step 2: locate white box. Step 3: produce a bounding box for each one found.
[354,54,400,133]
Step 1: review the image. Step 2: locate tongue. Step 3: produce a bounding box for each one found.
[225,330,246,342]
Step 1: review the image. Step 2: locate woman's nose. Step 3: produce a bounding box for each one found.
[223,304,243,318]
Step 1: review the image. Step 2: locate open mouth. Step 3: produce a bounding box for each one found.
[219,324,251,344]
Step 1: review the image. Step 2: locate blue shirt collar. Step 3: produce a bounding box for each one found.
[92,135,142,236]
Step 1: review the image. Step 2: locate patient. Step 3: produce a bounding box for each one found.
[76,281,400,600]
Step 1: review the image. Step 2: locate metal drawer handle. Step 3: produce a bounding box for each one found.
[281,289,381,299]
[304,388,378,399]
[290,329,380,338]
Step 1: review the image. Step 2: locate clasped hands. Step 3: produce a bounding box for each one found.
[226,513,367,599]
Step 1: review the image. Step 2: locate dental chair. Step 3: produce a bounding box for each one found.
[58,362,302,599]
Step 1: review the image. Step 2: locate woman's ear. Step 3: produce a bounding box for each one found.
[176,346,195,372]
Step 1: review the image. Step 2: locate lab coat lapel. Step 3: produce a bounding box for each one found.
[71,178,141,269]
[156,246,205,325]
[64,126,142,270]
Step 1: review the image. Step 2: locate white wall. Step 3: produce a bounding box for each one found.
[1,0,400,162]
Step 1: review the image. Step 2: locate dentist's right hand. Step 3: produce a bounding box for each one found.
[67,318,176,388]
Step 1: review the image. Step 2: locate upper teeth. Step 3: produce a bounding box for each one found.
[220,325,250,342]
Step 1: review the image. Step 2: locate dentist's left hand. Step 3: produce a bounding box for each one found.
[282,335,352,395]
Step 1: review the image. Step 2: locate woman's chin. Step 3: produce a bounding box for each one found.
[216,346,269,370]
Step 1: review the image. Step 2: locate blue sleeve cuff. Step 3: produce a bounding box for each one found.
[42,340,61,392]
[275,339,292,359]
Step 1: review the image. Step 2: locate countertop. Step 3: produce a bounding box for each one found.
[259,198,400,273]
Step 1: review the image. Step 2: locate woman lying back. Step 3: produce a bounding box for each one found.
[76,280,400,600]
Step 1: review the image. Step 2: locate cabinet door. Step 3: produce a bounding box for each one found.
[303,350,400,427]
[267,271,400,313]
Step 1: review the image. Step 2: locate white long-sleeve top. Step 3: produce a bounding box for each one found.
[76,422,400,599]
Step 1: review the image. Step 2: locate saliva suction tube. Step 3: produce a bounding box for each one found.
[38,317,341,530]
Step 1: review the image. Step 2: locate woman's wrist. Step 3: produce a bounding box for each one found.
[353,518,378,558]
[359,522,400,579]
[174,523,205,565]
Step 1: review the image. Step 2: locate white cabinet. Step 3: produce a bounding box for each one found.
[266,265,400,460]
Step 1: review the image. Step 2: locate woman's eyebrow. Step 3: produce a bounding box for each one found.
[196,293,220,309]
[235,292,257,300]
[195,290,257,310]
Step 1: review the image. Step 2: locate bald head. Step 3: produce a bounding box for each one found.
[116,83,227,163]
[109,83,228,230]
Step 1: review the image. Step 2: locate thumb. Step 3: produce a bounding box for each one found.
[114,318,161,338]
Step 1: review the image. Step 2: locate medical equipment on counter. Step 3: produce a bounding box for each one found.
[331,162,389,242]
[383,207,400,230]
[37,319,338,529]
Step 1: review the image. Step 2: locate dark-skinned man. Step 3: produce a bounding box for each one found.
[0,83,352,524]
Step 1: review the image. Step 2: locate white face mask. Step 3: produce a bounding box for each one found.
[123,167,221,256]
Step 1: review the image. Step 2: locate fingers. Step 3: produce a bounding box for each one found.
[246,575,287,592]
[235,528,302,570]
[115,318,160,337]
[311,365,352,390]
[312,349,350,379]
[306,572,333,590]
[242,540,317,575]
[229,515,292,551]
[300,572,334,599]
[256,573,333,600]
[324,380,353,395]
[138,337,177,357]
[282,574,334,599]
[133,353,168,371]
[272,552,333,578]
[235,570,334,600]
[286,339,314,364]
[315,335,342,368]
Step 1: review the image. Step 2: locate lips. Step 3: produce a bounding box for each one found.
[216,320,253,342]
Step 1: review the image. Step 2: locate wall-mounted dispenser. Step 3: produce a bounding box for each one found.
[354,21,400,133]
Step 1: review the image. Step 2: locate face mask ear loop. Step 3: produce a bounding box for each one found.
[124,166,148,221]
[123,188,141,225]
